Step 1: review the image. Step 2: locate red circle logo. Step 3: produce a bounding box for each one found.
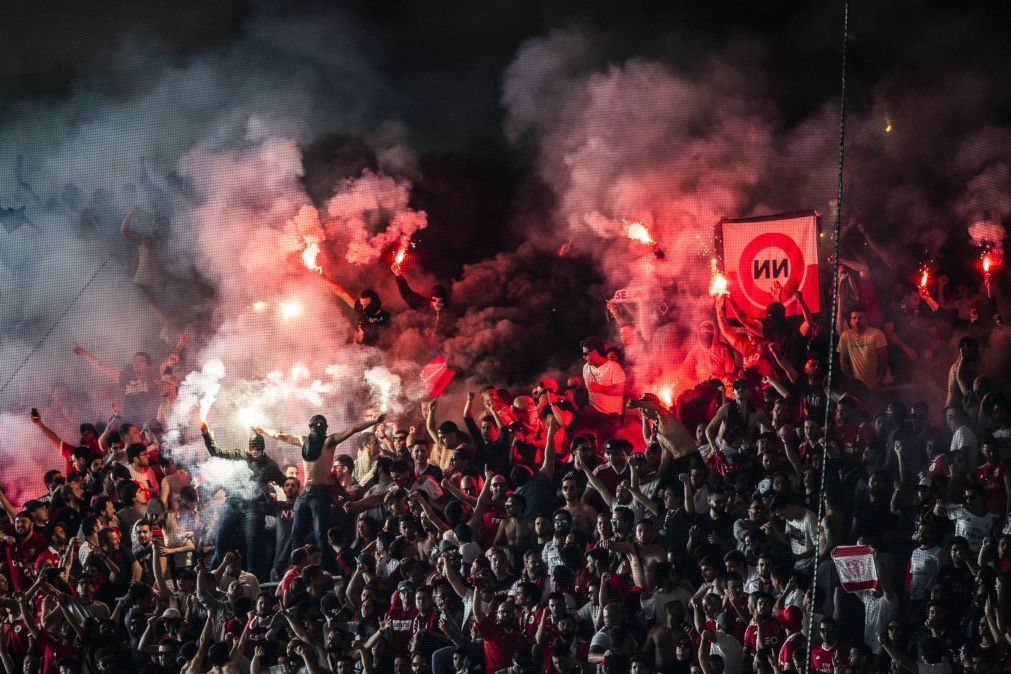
[737,233,806,308]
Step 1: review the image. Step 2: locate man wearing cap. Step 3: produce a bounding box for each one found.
[200,421,286,579]
[381,581,421,655]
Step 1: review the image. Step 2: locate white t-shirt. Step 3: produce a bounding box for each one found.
[708,631,744,674]
[944,504,997,552]
[907,546,943,600]
[950,425,979,468]
[856,590,899,650]
[583,360,626,415]
[784,509,818,567]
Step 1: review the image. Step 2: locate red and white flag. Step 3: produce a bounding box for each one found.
[831,545,879,592]
[720,211,821,318]
[421,354,456,399]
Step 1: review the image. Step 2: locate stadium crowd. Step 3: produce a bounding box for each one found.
[2,223,1011,674]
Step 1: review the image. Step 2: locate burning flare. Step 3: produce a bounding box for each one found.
[983,254,993,274]
[279,300,303,322]
[708,258,729,296]
[622,219,665,258]
[300,236,323,274]
[659,385,674,408]
[624,220,655,245]
[919,269,929,288]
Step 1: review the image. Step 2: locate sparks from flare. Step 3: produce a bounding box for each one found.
[300,236,323,274]
[708,258,729,296]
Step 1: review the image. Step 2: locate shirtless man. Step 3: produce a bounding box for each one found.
[255,412,384,570]
[560,472,598,536]
[496,494,535,557]
[641,601,685,673]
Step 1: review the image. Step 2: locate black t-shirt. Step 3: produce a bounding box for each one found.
[796,377,828,422]
[354,301,390,345]
[120,366,160,424]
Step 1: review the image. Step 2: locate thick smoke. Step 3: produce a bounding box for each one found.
[3,7,1011,496]
[499,28,1011,397]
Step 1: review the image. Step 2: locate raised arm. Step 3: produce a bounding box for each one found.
[98,405,121,453]
[251,425,303,448]
[71,344,120,381]
[325,413,385,452]
[0,485,17,521]
[394,274,429,311]
[425,400,439,444]
[853,220,901,270]
[539,416,557,480]
[321,273,356,310]
[29,411,70,454]
[726,294,764,337]
[576,454,615,508]
[199,423,248,460]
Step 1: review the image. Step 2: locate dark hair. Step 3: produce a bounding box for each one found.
[580,337,607,357]
[116,480,140,505]
[126,443,147,463]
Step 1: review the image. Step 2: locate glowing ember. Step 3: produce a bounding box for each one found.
[708,258,729,296]
[300,236,323,274]
[252,300,267,313]
[624,220,655,245]
[279,300,303,322]
[884,119,893,134]
[919,269,929,288]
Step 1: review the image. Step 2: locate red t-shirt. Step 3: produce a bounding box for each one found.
[3,532,47,591]
[39,631,81,674]
[976,462,1010,514]
[476,616,532,674]
[779,632,807,670]
[810,643,848,673]
[385,604,419,653]
[744,618,787,652]
[278,566,300,598]
[2,621,31,658]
